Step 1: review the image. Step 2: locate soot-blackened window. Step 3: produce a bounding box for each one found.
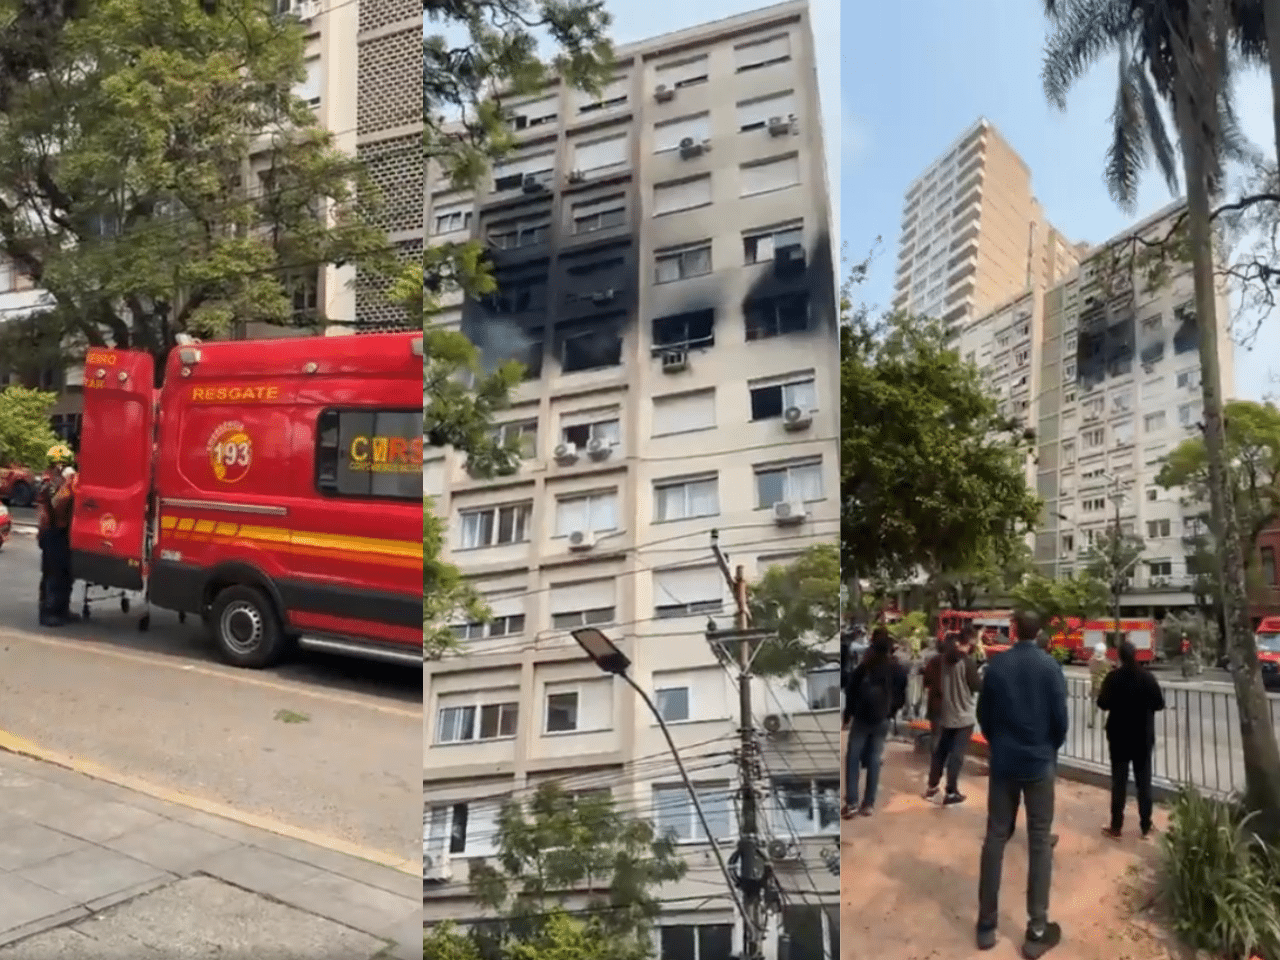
[653,309,714,349]
[316,408,422,500]
[560,319,623,372]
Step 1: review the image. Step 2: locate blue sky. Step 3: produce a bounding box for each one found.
[840,0,1278,402]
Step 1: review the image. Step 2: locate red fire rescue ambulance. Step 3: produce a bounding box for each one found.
[70,333,424,669]
[938,609,1157,663]
[1256,616,1280,688]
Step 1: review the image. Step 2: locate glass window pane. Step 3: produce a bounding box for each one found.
[557,498,587,536]
[655,687,689,721]
[756,470,786,507]
[589,495,617,531]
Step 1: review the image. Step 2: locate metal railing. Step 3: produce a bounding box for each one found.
[1060,675,1280,798]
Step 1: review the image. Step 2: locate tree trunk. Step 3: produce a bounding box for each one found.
[1265,0,1280,176]
[1176,88,1280,826]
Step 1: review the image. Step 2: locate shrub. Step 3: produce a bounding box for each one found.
[1158,787,1280,960]
[1049,645,1071,665]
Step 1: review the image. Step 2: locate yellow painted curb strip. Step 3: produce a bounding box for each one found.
[0,728,419,878]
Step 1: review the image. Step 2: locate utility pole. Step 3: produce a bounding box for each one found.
[711,533,766,960]
[1112,477,1123,643]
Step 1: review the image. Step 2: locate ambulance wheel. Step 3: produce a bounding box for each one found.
[138,614,150,632]
[121,597,130,614]
[178,611,186,624]
[209,585,284,669]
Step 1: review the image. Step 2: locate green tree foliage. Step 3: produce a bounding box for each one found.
[0,0,390,378]
[424,911,618,960]
[1082,528,1147,626]
[748,542,840,677]
[841,263,1042,591]
[421,0,613,651]
[1010,571,1109,638]
[458,782,685,960]
[1157,399,1280,566]
[935,539,1035,611]
[0,385,58,467]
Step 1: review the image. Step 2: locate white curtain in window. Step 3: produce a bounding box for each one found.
[654,175,711,215]
[294,58,322,104]
[654,476,718,521]
[653,566,723,607]
[788,462,824,500]
[653,113,710,152]
[574,133,628,171]
[736,91,795,128]
[556,493,618,535]
[734,33,790,69]
[740,155,800,197]
[782,379,817,410]
[463,801,501,856]
[652,390,716,435]
[549,579,614,614]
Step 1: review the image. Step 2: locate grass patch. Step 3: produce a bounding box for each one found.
[273,708,310,724]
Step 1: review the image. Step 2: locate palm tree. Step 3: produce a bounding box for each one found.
[1041,0,1280,824]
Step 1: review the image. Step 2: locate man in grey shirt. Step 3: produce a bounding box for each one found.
[923,625,982,806]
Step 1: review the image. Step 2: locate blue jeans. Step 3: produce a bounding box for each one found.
[845,719,890,808]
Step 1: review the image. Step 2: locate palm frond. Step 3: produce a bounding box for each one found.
[1229,0,1268,64]
[1133,62,1180,196]
[1105,45,1148,210]
[1042,0,1135,109]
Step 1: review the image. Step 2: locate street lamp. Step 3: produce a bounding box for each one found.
[570,628,749,930]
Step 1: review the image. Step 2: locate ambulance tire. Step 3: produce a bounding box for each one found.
[209,584,285,669]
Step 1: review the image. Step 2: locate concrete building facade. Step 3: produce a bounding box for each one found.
[423,4,840,957]
[891,118,1083,332]
[1029,202,1234,615]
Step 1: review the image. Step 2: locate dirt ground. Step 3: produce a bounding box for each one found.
[841,739,1198,960]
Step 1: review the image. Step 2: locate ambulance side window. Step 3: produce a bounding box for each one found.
[315,408,422,501]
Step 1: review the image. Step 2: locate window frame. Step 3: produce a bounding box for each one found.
[314,407,423,502]
[457,501,534,550]
[435,700,519,744]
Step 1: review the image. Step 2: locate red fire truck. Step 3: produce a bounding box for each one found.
[938,609,1157,663]
[70,333,424,668]
[1256,616,1280,688]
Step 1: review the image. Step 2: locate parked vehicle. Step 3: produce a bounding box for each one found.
[1256,616,1280,689]
[0,500,11,547]
[937,609,1157,663]
[0,464,36,508]
[70,334,424,668]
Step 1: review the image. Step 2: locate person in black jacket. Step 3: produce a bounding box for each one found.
[1097,640,1165,839]
[842,626,908,818]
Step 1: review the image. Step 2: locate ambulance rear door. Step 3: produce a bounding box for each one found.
[70,350,155,591]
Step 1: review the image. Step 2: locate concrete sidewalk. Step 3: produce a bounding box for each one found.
[842,739,1184,960]
[0,748,420,958]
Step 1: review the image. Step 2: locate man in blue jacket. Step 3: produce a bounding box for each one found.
[974,610,1068,958]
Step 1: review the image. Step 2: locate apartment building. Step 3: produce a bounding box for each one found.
[1030,201,1234,615]
[0,0,414,439]
[892,118,1083,331]
[423,3,840,957]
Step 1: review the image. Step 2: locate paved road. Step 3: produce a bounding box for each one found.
[0,531,422,862]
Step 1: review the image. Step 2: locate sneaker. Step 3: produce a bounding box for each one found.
[1022,921,1061,958]
[975,925,998,950]
[1140,824,1153,839]
[841,803,857,820]
[857,803,874,817]
[943,791,967,806]
[923,786,939,800]
[1101,827,1122,840]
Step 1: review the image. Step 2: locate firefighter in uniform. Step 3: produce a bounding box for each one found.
[35,444,77,627]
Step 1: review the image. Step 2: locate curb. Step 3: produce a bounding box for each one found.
[893,728,1183,805]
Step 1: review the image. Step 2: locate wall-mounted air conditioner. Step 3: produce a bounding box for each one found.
[679,137,707,159]
[522,174,546,194]
[586,437,613,461]
[782,406,813,431]
[661,350,688,373]
[772,501,806,526]
[654,84,674,103]
[567,169,586,184]
[568,530,596,552]
[554,442,579,465]
[767,115,795,137]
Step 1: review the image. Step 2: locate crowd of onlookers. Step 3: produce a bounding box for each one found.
[841,613,1166,959]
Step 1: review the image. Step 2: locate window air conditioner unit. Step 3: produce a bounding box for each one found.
[293,0,318,20]
[586,437,613,461]
[772,501,806,526]
[767,838,800,862]
[590,289,616,305]
[568,529,596,552]
[661,349,688,373]
[654,84,674,103]
[567,169,586,184]
[521,174,546,194]
[553,442,579,465]
[782,406,813,431]
[679,137,706,159]
[767,115,794,136]
[423,855,453,883]
[762,713,790,736]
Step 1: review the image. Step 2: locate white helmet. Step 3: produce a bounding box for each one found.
[1094,643,1107,656]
